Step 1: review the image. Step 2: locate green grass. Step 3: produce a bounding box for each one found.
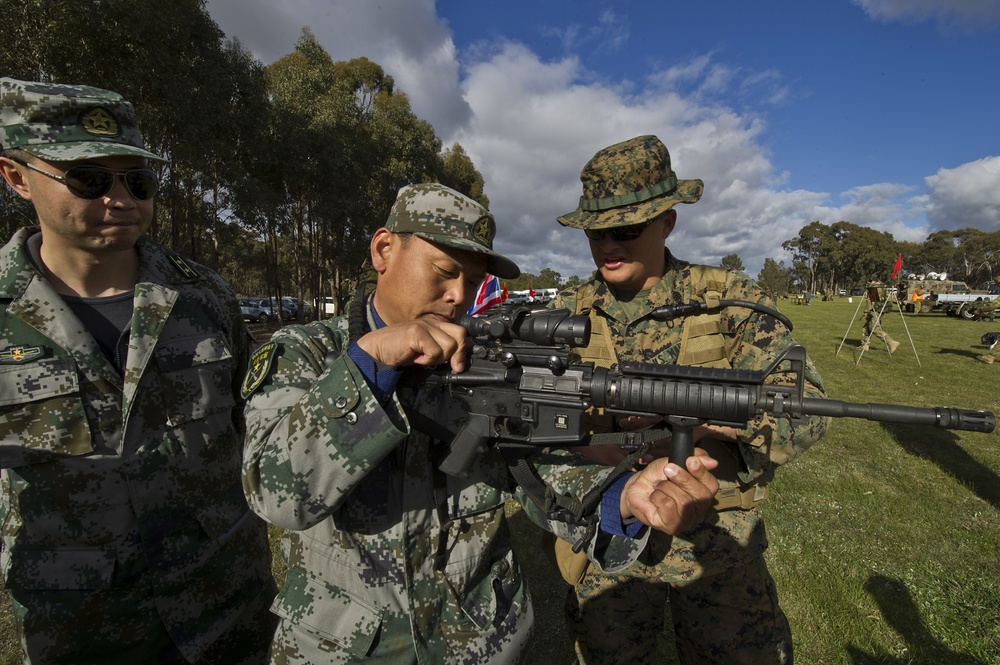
[1,299,997,664]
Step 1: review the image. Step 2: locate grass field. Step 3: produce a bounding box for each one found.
[0,298,997,664]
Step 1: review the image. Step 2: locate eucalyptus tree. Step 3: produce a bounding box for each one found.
[782,221,836,293]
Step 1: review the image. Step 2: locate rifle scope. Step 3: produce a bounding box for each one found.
[462,306,590,348]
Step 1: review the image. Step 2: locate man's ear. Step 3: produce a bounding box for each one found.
[661,209,677,239]
[0,158,33,201]
[371,228,393,275]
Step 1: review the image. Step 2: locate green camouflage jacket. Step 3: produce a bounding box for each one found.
[553,252,829,581]
[0,227,274,662]
[242,309,648,664]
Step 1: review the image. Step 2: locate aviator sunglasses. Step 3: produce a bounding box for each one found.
[7,156,159,201]
[584,218,655,242]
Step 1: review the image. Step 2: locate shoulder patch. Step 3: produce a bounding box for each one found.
[0,345,45,364]
[167,254,200,280]
[241,341,277,399]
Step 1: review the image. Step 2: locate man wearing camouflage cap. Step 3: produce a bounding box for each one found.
[0,78,276,663]
[549,135,830,664]
[241,181,722,663]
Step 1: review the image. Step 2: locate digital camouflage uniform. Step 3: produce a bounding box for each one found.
[0,78,276,664]
[553,135,830,664]
[0,229,277,664]
[241,183,649,665]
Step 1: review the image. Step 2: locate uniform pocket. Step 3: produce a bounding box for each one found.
[154,334,235,427]
[271,566,383,657]
[0,357,92,465]
[457,548,522,630]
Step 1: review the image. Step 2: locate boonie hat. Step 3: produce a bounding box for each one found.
[0,77,164,162]
[557,134,703,230]
[385,183,520,279]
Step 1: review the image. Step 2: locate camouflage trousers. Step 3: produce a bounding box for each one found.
[565,531,792,665]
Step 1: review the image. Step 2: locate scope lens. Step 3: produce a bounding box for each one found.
[512,308,590,347]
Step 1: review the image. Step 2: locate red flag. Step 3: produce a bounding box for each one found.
[891,253,902,280]
[528,288,536,302]
[501,283,509,303]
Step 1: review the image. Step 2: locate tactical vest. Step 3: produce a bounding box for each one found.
[572,265,767,511]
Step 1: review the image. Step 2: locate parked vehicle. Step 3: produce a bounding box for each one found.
[239,298,274,324]
[260,298,295,321]
[318,297,338,317]
[281,297,314,320]
[534,288,558,304]
[933,292,999,319]
[898,278,998,316]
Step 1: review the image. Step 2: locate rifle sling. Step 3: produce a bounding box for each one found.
[498,439,650,551]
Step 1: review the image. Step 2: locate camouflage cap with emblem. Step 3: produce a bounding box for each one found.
[557,134,703,230]
[0,77,164,162]
[385,182,520,279]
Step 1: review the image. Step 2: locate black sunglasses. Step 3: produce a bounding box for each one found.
[8,156,158,201]
[584,219,655,242]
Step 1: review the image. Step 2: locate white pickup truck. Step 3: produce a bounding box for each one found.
[932,291,999,319]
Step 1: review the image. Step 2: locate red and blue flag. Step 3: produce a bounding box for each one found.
[468,274,502,315]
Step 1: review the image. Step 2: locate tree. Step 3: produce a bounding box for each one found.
[832,222,896,285]
[757,258,793,298]
[439,143,489,207]
[782,221,836,293]
[720,253,744,273]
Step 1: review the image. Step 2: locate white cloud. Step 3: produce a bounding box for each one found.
[204,0,990,282]
[924,156,1000,231]
[448,41,939,279]
[852,0,1000,29]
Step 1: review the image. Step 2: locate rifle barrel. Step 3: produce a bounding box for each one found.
[798,398,995,433]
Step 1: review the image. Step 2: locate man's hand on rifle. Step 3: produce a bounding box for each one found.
[619,451,720,535]
[356,318,471,372]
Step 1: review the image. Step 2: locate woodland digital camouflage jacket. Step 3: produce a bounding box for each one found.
[242,310,649,664]
[553,252,830,581]
[0,227,274,662]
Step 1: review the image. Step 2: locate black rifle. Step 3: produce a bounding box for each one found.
[428,306,995,480]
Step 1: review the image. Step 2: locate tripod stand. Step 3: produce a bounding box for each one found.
[836,286,920,366]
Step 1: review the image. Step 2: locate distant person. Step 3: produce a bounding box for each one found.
[548,134,830,664]
[240,182,721,663]
[0,78,276,664]
[862,281,900,353]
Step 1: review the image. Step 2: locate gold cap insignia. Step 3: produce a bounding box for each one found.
[80,107,120,137]
[471,215,495,247]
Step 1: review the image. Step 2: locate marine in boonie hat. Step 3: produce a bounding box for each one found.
[0,77,164,162]
[385,182,520,279]
[557,134,703,230]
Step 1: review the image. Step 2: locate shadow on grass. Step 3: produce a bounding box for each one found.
[881,423,999,510]
[846,575,986,665]
[935,347,986,360]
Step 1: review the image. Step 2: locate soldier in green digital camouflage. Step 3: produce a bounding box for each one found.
[240,182,723,664]
[0,78,276,663]
[548,135,830,664]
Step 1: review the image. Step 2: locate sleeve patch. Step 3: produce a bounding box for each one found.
[241,341,277,399]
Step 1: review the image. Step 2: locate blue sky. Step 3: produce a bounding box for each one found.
[205,0,1000,280]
